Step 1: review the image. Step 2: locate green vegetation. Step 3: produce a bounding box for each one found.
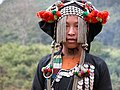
[0,0,120,90]
[0,43,51,90]
[0,0,120,46]
[91,41,120,90]
[0,42,120,90]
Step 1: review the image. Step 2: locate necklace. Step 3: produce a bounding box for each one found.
[52,63,91,82]
[42,49,95,90]
[51,63,95,90]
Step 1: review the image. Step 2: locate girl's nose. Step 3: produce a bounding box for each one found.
[68,27,75,36]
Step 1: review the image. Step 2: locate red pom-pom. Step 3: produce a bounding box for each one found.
[91,10,98,17]
[48,68,52,73]
[43,11,50,21]
[97,12,103,19]
[102,11,109,24]
[91,17,98,23]
[44,68,48,73]
[56,11,61,17]
[42,11,54,22]
[87,69,90,75]
[36,11,54,22]
[84,10,109,24]
[87,13,93,23]
[36,10,46,18]
[103,11,109,18]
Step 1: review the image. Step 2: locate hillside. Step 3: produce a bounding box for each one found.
[0,0,120,90]
[0,0,120,47]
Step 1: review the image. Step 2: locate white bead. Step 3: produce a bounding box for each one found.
[84,64,89,68]
[55,78,60,82]
[77,85,82,89]
[90,65,95,69]
[78,80,83,85]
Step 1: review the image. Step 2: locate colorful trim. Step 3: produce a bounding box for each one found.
[36,1,109,24]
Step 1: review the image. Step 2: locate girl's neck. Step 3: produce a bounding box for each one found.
[62,46,82,58]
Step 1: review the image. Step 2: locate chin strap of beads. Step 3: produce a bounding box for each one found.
[42,40,55,78]
[41,40,56,90]
[72,49,85,90]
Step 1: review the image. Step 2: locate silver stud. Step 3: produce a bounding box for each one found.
[90,65,95,70]
[55,78,60,82]
[84,64,89,68]
[77,85,82,89]
[78,80,83,86]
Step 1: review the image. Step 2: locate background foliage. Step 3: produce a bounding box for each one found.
[0,43,51,90]
[0,0,120,90]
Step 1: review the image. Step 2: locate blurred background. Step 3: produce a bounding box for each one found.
[0,0,120,90]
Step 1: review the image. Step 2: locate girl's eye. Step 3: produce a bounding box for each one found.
[66,24,69,27]
[75,25,78,27]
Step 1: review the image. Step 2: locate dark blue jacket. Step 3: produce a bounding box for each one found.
[32,52,112,90]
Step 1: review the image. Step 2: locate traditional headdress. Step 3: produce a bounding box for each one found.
[36,0,109,52]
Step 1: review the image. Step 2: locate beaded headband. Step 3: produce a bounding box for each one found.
[58,5,84,20]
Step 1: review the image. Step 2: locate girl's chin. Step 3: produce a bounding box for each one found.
[66,44,78,49]
[63,42,80,49]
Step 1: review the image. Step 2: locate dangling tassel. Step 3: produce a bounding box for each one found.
[79,49,85,65]
[82,23,88,50]
[78,17,87,44]
[47,78,52,90]
[56,19,61,43]
[72,75,79,90]
[83,21,87,45]
[47,15,67,89]
[56,16,66,43]
[50,40,56,65]
[47,40,56,90]
[72,49,85,90]
[62,16,66,42]
[78,17,88,50]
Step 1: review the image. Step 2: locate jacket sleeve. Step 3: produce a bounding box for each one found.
[97,60,112,90]
[31,55,51,90]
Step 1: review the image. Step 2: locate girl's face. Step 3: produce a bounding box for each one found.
[63,15,80,49]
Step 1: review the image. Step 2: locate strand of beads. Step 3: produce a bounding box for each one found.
[42,64,53,78]
[74,68,90,78]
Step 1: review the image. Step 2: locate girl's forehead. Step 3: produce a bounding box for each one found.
[66,15,78,22]
[66,15,78,18]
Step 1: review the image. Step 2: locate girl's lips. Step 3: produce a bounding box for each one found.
[66,39,77,43]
